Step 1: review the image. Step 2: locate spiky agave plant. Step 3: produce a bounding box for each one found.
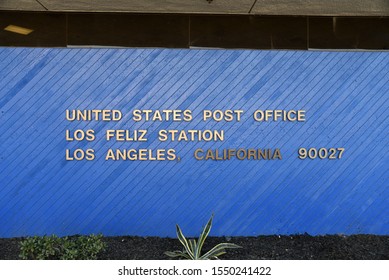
[165,215,241,260]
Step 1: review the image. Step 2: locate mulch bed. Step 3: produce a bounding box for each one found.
[1,234,388,260]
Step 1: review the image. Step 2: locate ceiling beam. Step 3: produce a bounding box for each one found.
[0,0,388,16]
[0,0,45,11]
[251,0,389,16]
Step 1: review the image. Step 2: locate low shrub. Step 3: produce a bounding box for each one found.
[165,215,241,260]
[19,234,106,260]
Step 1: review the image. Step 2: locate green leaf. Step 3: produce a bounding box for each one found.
[164,250,191,259]
[200,249,226,260]
[196,214,213,258]
[200,243,241,260]
[176,224,194,259]
[188,239,197,258]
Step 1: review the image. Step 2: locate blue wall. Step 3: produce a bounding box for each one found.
[0,48,388,237]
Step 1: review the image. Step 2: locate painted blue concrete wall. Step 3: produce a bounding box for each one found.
[0,48,388,237]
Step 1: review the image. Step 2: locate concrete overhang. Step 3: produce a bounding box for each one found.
[1,0,389,16]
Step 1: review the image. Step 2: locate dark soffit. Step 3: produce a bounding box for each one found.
[0,11,388,50]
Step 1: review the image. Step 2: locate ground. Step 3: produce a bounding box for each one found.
[1,234,388,260]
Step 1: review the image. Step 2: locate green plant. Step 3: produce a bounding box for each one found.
[19,235,60,260]
[19,234,106,260]
[165,215,241,260]
[71,235,106,260]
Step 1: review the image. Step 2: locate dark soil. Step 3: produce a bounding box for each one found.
[1,235,388,260]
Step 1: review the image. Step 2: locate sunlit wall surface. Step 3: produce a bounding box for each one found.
[0,48,387,237]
